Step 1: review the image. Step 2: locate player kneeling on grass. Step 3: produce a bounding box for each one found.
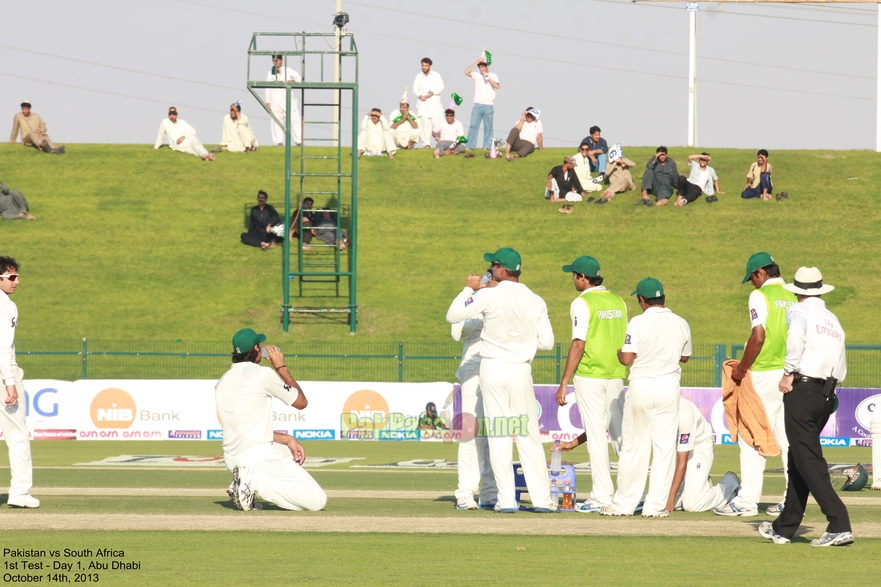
[215,328,327,512]
[665,397,740,513]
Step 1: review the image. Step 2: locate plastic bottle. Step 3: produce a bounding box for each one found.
[562,492,574,510]
[550,440,562,473]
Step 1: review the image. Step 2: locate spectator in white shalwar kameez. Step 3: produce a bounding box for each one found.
[221,103,259,153]
[266,55,302,147]
[153,107,214,161]
[389,89,419,150]
[413,57,444,148]
[357,109,396,160]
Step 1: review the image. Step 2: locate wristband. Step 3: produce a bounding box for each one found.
[276,365,287,371]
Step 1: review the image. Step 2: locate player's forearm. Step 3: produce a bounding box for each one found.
[560,340,585,384]
[666,454,688,510]
[276,366,307,408]
[738,330,765,372]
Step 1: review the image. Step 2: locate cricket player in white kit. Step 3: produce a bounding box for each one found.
[666,397,739,512]
[0,256,39,508]
[216,328,326,511]
[719,252,797,517]
[603,278,691,517]
[554,256,627,513]
[266,55,303,146]
[446,247,557,513]
[452,312,497,509]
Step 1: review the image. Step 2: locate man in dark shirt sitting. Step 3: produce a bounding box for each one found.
[580,126,608,175]
[241,190,281,250]
[546,156,589,213]
[639,146,678,207]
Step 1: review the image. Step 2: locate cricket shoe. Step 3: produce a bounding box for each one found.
[591,173,605,184]
[456,498,479,510]
[478,500,498,510]
[7,495,40,508]
[758,521,791,544]
[642,510,670,518]
[231,466,256,511]
[765,502,784,516]
[713,501,758,517]
[493,502,518,514]
[811,532,854,547]
[599,505,632,516]
[533,504,561,514]
[574,499,603,513]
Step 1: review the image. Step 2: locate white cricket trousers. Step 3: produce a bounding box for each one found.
[269,103,302,146]
[455,372,497,504]
[611,376,679,515]
[733,368,789,509]
[573,376,624,506]
[0,371,33,501]
[479,359,552,510]
[226,444,327,511]
[674,440,735,512]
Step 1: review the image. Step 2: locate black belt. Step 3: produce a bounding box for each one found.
[794,374,829,386]
[794,373,839,399]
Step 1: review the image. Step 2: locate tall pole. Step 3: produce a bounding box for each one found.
[687,3,698,147]
[333,0,342,147]
[876,1,881,151]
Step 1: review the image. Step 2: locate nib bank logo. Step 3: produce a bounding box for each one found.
[90,388,137,429]
[341,389,389,436]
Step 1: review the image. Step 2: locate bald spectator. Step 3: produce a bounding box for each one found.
[9,101,64,154]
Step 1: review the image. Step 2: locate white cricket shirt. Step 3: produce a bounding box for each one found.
[570,285,606,341]
[621,306,692,379]
[452,315,484,383]
[0,290,18,386]
[677,397,714,452]
[215,362,301,458]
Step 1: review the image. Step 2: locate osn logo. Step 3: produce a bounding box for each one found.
[341,389,389,431]
[90,388,136,429]
[855,394,879,431]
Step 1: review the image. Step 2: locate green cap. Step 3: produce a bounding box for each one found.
[232,328,266,353]
[562,256,601,277]
[483,247,522,271]
[631,277,664,298]
[742,252,775,283]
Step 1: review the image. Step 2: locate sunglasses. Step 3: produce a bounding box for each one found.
[0,274,19,282]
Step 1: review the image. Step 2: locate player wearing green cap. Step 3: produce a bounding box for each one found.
[602,278,692,517]
[716,252,797,517]
[216,328,326,512]
[554,256,627,513]
[446,247,557,513]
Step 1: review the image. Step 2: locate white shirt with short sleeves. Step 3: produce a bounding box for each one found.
[518,119,543,145]
[471,71,499,105]
[433,119,465,142]
[621,306,692,379]
[677,397,714,452]
[570,286,606,341]
[215,362,301,458]
[747,277,786,329]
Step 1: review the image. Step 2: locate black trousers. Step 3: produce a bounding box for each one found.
[773,380,851,538]
[676,176,703,204]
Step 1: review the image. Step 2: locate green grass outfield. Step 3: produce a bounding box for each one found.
[2,144,880,346]
[2,441,878,586]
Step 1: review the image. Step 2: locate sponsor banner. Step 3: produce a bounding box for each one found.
[835,389,880,442]
[74,455,361,468]
[19,380,75,440]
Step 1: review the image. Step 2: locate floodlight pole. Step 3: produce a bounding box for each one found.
[687,2,698,147]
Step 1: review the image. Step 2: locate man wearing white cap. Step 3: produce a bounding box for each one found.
[716,252,796,517]
[602,277,691,517]
[413,57,444,148]
[758,267,853,546]
[216,328,326,511]
[390,91,420,150]
[446,247,557,513]
[153,107,214,161]
[9,101,64,154]
[266,55,303,146]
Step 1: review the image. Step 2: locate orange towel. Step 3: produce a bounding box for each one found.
[721,360,780,457]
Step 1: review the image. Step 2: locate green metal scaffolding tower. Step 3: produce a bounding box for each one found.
[246,32,359,333]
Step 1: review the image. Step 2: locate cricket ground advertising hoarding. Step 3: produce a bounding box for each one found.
[0,380,77,441]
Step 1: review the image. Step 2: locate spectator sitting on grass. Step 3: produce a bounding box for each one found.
[419,402,448,430]
[9,100,64,154]
[357,108,396,160]
[0,181,36,220]
[741,149,773,201]
[221,102,259,153]
[241,190,281,250]
[580,126,608,175]
[572,144,604,196]
[432,109,469,158]
[547,156,589,213]
[597,152,637,204]
[673,153,724,207]
[504,107,543,161]
[638,146,678,207]
[314,208,349,250]
[289,197,315,251]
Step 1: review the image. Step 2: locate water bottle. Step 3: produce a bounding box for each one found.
[550,440,562,473]
[562,491,574,510]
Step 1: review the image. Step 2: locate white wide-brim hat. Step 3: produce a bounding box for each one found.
[783,266,835,295]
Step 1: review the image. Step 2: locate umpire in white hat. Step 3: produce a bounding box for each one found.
[759,267,852,546]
